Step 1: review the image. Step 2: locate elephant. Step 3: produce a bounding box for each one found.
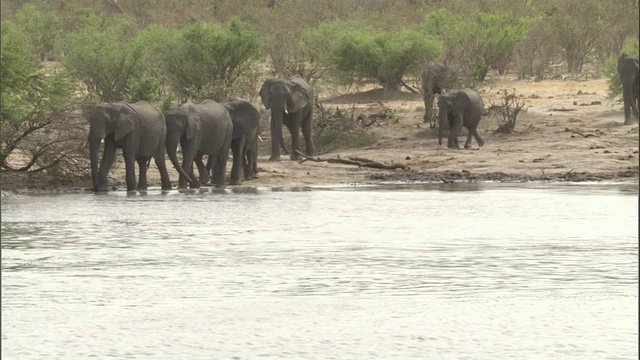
[164,100,233,189]
[206,98,270,183]
[259,75,314,161]
[438,88,485,149]
[88,101,172,192]
[422,63,458,127]
[617,52,639,125]
[219,97,261,184]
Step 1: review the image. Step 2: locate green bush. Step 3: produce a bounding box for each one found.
[422,9,531,85]
[604,37,640,98]
[1,21,76,172]
[63,16,148,102]
[159,18,262,102]
[14,4,63,61]
[306,20,442,92]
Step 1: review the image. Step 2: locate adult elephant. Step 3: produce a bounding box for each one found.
[422,63,458,127]
[259,75,314,161]
[164,100,233,189]
[617,52,639,125]
[438,88,485,149]
[220,97,261,184]
[88,101,172,192]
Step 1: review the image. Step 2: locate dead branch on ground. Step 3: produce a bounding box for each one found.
[295,150,406,170]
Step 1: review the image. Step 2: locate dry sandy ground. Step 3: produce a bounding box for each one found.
[1,76,638,194]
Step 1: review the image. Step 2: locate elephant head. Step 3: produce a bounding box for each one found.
[88,103,138,191]
[163,103,201,182]
[259,77,310,160]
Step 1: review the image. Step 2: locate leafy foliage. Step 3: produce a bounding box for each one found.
[1,21,81,174]
[159,18,262,101]
[307,20,442,91]
[421,9,530,85]
[63,16,148,102]
[14,4,63,61]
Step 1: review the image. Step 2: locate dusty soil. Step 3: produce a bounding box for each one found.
[1,76,638,194]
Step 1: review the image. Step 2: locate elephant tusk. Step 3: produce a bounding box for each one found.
[284,108,289,114]
[258,135,263,142]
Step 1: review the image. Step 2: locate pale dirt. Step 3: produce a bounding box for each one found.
[2,76,638,194]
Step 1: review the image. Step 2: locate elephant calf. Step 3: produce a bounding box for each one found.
[438,88,485,149]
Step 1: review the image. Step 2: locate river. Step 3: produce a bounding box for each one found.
[1,182,638,359]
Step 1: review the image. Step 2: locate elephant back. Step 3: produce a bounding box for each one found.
[196,100,233,155]
[126,101,166,157]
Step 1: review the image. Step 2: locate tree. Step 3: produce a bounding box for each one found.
[159,18,262,101]
[421,9,530,84]
[63,16,148,102]
[308,21,442,92]
[540,0,607,73]
[14,4,63,61]
[1,21,81,175]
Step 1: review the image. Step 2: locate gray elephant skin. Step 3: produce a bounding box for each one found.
[438,88,485,149]
[88,101,172,192]
[259,75,314,161]
[220,97,261,184]
[164,100,233,189]
[617,52,639,125]
[422,63,458,127]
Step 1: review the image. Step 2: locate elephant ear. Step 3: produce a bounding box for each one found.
[114,104,135,141]
[185,105,201,140]
[259,79,275,110]
[286,83,308,114]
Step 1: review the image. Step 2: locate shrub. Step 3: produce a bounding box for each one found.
[313,101,378,154]
[421,9,531,85]
[159,18,262,102]
[307,20,442,92]
[1,21,84,175]
[14,4,63,61]
[63,16,148,102]
[490,89,527,134]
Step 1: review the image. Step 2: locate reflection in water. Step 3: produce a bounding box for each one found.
[1,183,638,359]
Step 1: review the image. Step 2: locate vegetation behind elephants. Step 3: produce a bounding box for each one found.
[0,0,638,191]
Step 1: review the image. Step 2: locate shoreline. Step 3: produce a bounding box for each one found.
[1,168,637,196]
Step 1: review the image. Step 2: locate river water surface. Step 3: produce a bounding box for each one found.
[1,182,638,359]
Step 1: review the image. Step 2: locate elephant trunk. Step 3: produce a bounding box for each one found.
[165,133,192,182]
[269,104,285,160]
[88,130,103,192]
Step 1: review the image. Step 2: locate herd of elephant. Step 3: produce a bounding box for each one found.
[89,53,639,193]
[89,75,315,192]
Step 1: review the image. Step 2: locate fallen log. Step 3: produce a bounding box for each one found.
[295,150,406,170]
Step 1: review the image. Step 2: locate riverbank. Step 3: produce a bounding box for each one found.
[1,76,638,195]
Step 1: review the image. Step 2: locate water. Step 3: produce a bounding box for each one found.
[1,182,638,359]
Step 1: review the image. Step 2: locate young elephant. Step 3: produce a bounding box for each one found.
[438,88,485,149]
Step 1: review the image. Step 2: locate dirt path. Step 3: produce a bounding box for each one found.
[1,77,638,194]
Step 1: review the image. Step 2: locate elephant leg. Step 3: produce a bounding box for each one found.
[122,147,138,192]
[301,111,314,157]
[280,136,289,155]
[230,137,245,185]
[623,83,633,124]
[136,157,149,190]
[472,128,485,147]
[97,138,117,192]
[212,152,228,189]
[192,153,206,188]
[242,142,253,181]
[154,154,172,190]
[449,114,463,149]
[286,114,302,160]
